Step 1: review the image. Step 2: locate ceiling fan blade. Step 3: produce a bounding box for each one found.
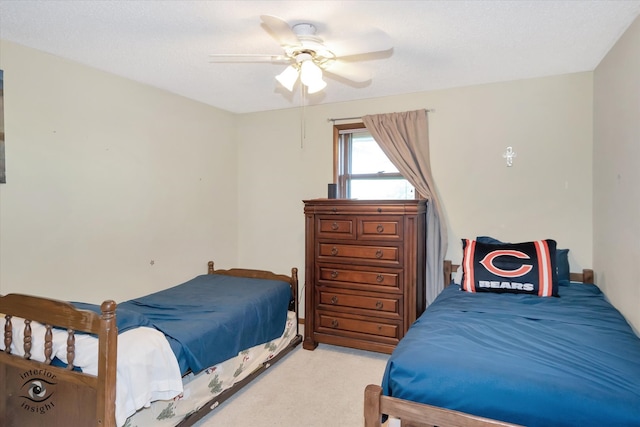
[260,14,301,48]
[208,54,290,63]
[328,29,393,58]
[323,60,372,83]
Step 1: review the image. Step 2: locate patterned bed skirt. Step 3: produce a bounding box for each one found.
[124,311,299,427]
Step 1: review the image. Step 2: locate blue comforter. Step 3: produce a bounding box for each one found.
[382,282,640,426]
[118,274,291,375]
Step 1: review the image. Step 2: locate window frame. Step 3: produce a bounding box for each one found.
[333,122,414,199]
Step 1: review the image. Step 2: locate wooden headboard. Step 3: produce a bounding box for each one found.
[443,260,595,286]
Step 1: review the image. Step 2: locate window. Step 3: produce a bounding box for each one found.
[334,123,415,199]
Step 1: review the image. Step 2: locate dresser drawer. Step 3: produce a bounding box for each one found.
[316,311,401,341]
[317,288,401,319]
[317,265,402,292]
[358,216,403,241]
[316,216,356,240]
[318,243,401,266]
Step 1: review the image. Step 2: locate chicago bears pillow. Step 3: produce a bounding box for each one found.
[461,239,559,297]
[476,236,570,283]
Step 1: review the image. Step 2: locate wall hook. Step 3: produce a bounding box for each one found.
[503,146,517,167]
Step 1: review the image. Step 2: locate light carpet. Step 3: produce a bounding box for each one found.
[193,342,390,427]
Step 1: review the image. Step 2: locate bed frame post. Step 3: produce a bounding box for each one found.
[364,384,383,427]
[0,361,5,427]
[96,300,117,427]
[443,260,453,286]
[291,267,299,335]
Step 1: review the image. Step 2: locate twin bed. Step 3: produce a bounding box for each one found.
[0,261,302,427]
[365,238,640,427]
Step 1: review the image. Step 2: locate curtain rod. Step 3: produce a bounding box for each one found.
[327,109,435,123]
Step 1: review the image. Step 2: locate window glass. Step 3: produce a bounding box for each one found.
[334,124,415,200]
[351,133,399,174]
[350,179,415,199]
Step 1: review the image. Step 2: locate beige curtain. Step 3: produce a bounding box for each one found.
[362,109,447,304]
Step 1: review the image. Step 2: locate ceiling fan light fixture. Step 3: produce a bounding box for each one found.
[305,77,327,94]
[300,59,322,85]
[299,59,326,93]
[275,65,299,91]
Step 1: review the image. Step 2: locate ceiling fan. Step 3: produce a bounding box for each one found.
[209,15,393,94]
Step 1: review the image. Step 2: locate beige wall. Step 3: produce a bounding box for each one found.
[237,73,594,318]
[0,40,238,303]
[6,31,638,331]
[593,16,640,332]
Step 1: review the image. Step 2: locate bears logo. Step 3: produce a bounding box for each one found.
[461,239,558,297]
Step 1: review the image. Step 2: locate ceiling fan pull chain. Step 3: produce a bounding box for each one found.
[300,84,306,149]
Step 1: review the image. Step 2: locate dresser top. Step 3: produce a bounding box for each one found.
[303,199,427,215]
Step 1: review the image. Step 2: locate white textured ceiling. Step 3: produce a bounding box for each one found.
[1,1,639,114]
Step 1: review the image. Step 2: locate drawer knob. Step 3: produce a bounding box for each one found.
[331,222,339,230]
[331,296,339,304]
[331,319,339,328]
[376,301,384,310]
[331,270,339,279]
[375,249,383,258]
[376,274,384,282]
[331,247,339,256]
[376,224,384,233]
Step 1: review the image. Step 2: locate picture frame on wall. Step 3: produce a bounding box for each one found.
[0,69,4,184]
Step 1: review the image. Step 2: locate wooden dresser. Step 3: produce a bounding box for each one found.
[303,199,427,354]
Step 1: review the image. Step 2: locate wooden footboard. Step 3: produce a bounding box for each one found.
[0,295,117,427]
[364,384,522,427]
